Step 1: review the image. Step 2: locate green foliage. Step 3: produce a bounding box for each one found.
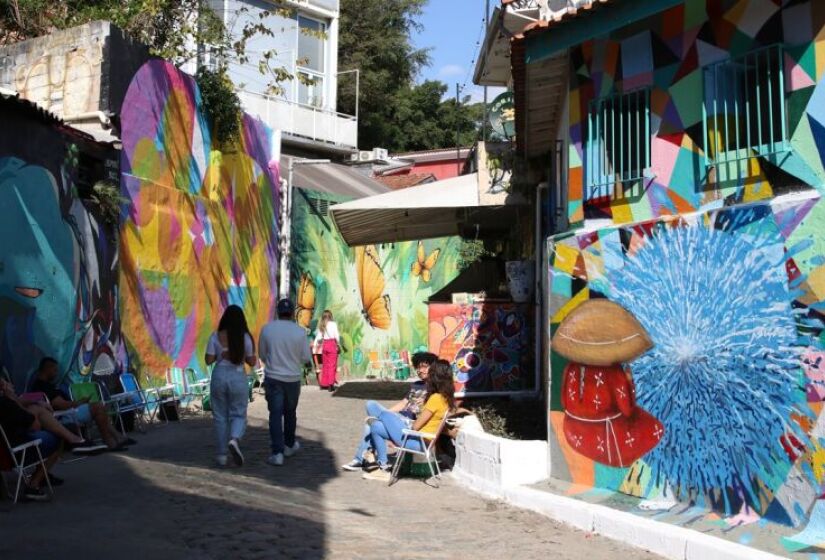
[457,239,492,271]
[338,0,483,151]
[1,0,298,95]
[89,180,127,227]
[196,66,242,147]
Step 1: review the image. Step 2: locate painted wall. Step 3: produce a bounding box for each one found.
[429,302,533,395]
[119,60,280,377]
[0,105,122,390]
[289,187,461,377]
[547,0,825,537]
[565,0,825,226]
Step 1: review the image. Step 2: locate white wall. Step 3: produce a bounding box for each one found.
[217,0,339,113]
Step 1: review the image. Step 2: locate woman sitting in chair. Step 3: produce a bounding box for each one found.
[363,359,454,480]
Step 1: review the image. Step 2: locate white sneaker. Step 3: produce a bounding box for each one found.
[215,455,228,467]
[284,441,301,457]
[267,453,284,466]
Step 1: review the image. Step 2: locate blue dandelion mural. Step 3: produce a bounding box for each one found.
[609,222,812,508]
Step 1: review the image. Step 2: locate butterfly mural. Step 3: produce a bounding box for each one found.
[295,272,316,328]
[411,241,441,283]
[355,245,391,330]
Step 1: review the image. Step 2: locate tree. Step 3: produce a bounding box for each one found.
[387,80,482,152]
[337,0,430,150]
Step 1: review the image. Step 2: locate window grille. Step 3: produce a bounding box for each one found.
[586,89,650,199]
[307,196,330,216]
[703,44,788,172]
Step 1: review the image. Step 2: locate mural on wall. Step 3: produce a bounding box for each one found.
[119,60,280,377]
[545,1,825,537]
[429,302,532,395]
[0,112,122,389]
[290,188,461,378]
[565,0,825,227]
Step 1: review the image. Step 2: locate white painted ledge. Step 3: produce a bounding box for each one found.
[454,424,548,487]
[452,470,789,560]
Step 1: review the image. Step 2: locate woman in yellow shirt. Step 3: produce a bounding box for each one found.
[367,359,455,472]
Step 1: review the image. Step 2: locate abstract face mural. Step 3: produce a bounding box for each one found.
[0,117,122,389]
[119,60,280,376]
[289,188,461,378]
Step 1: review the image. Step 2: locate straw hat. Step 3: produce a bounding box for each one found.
[552,299,652,365]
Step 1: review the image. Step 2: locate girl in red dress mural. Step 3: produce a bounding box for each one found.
[552,299,663,468]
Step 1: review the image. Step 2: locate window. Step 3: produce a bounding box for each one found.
[703,44,788,172]
[297,15,326,107]
[586,89,650,199]
[307,195,330,217]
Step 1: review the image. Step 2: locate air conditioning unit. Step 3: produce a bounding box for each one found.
[350,153,360,162]
[372,148,389,161]
[358,150,374,161]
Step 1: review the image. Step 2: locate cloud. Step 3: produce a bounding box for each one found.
[438,64,465,78]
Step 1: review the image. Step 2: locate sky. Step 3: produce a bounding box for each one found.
[412,0,505,103]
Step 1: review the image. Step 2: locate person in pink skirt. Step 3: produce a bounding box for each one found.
[313,310,340,392]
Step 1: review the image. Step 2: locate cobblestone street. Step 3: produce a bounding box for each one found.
[1,385,660,559]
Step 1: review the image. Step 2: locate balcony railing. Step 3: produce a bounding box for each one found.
[284,0,339,14]
[238,89,357,150]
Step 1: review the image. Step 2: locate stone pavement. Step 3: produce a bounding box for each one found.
[0,384,661,559]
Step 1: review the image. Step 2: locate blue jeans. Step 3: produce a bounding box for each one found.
[370,410,423,466]
[264,378,301,454]
[210,366,249,456]
[353,400,389,461]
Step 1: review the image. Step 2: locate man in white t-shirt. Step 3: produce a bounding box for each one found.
[258,298,312,466]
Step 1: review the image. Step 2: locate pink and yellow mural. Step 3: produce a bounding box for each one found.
[119,60,280,376]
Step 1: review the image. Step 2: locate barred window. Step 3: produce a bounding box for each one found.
[586,89,650,199]
[703,44,788,173]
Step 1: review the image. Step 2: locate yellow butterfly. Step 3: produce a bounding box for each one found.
[411,241,440,283]
[295,272,316,328]
[355,245,391,330]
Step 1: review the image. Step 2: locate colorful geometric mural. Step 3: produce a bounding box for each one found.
[119,60,280,377]
[565,0,825,227]
[429,302,533,395]
[289,188,461,378]
[0,105,121,390]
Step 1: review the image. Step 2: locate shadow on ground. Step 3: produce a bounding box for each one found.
[332,381,410,401]
[0,418,334,560]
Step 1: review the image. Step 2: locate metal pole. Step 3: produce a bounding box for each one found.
[483,0,490,143]
[456,82,461,175]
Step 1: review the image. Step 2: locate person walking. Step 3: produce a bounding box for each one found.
[259,298,312,466]
[313,310,340,392]
[205,305,256,467]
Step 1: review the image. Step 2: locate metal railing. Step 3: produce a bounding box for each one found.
[237,89,357,149]
[585,88,650,199]
[702,44,789,178]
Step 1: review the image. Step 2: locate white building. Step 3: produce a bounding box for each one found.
[206,0,358,156]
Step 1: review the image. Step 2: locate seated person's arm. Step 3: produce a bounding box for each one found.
[389,399,408,413]
[412,408,434,432]
[51,394,87,411]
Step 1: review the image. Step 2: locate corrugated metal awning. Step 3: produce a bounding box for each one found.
[282,156,389,198]
[330,173,527,246]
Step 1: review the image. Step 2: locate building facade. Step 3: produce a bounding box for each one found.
[504,0,825,546]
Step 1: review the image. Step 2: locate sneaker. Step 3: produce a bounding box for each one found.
[23,485,50,502]
[215,454,228,467]
[341,459,364,472]
[228,439,244,466]
[361,466,391,482]
[267,453,284,466]
[284,441,300,458]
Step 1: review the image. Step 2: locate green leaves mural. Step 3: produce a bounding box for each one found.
[290,188,461,376]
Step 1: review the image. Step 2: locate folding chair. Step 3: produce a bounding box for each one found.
[388,411,451,488]
[367,351,389,380]
[0,424,54,504]
[105,373,151,432]
[184,368,210,413]
[390,351,411,380]
[143,374,179,424]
